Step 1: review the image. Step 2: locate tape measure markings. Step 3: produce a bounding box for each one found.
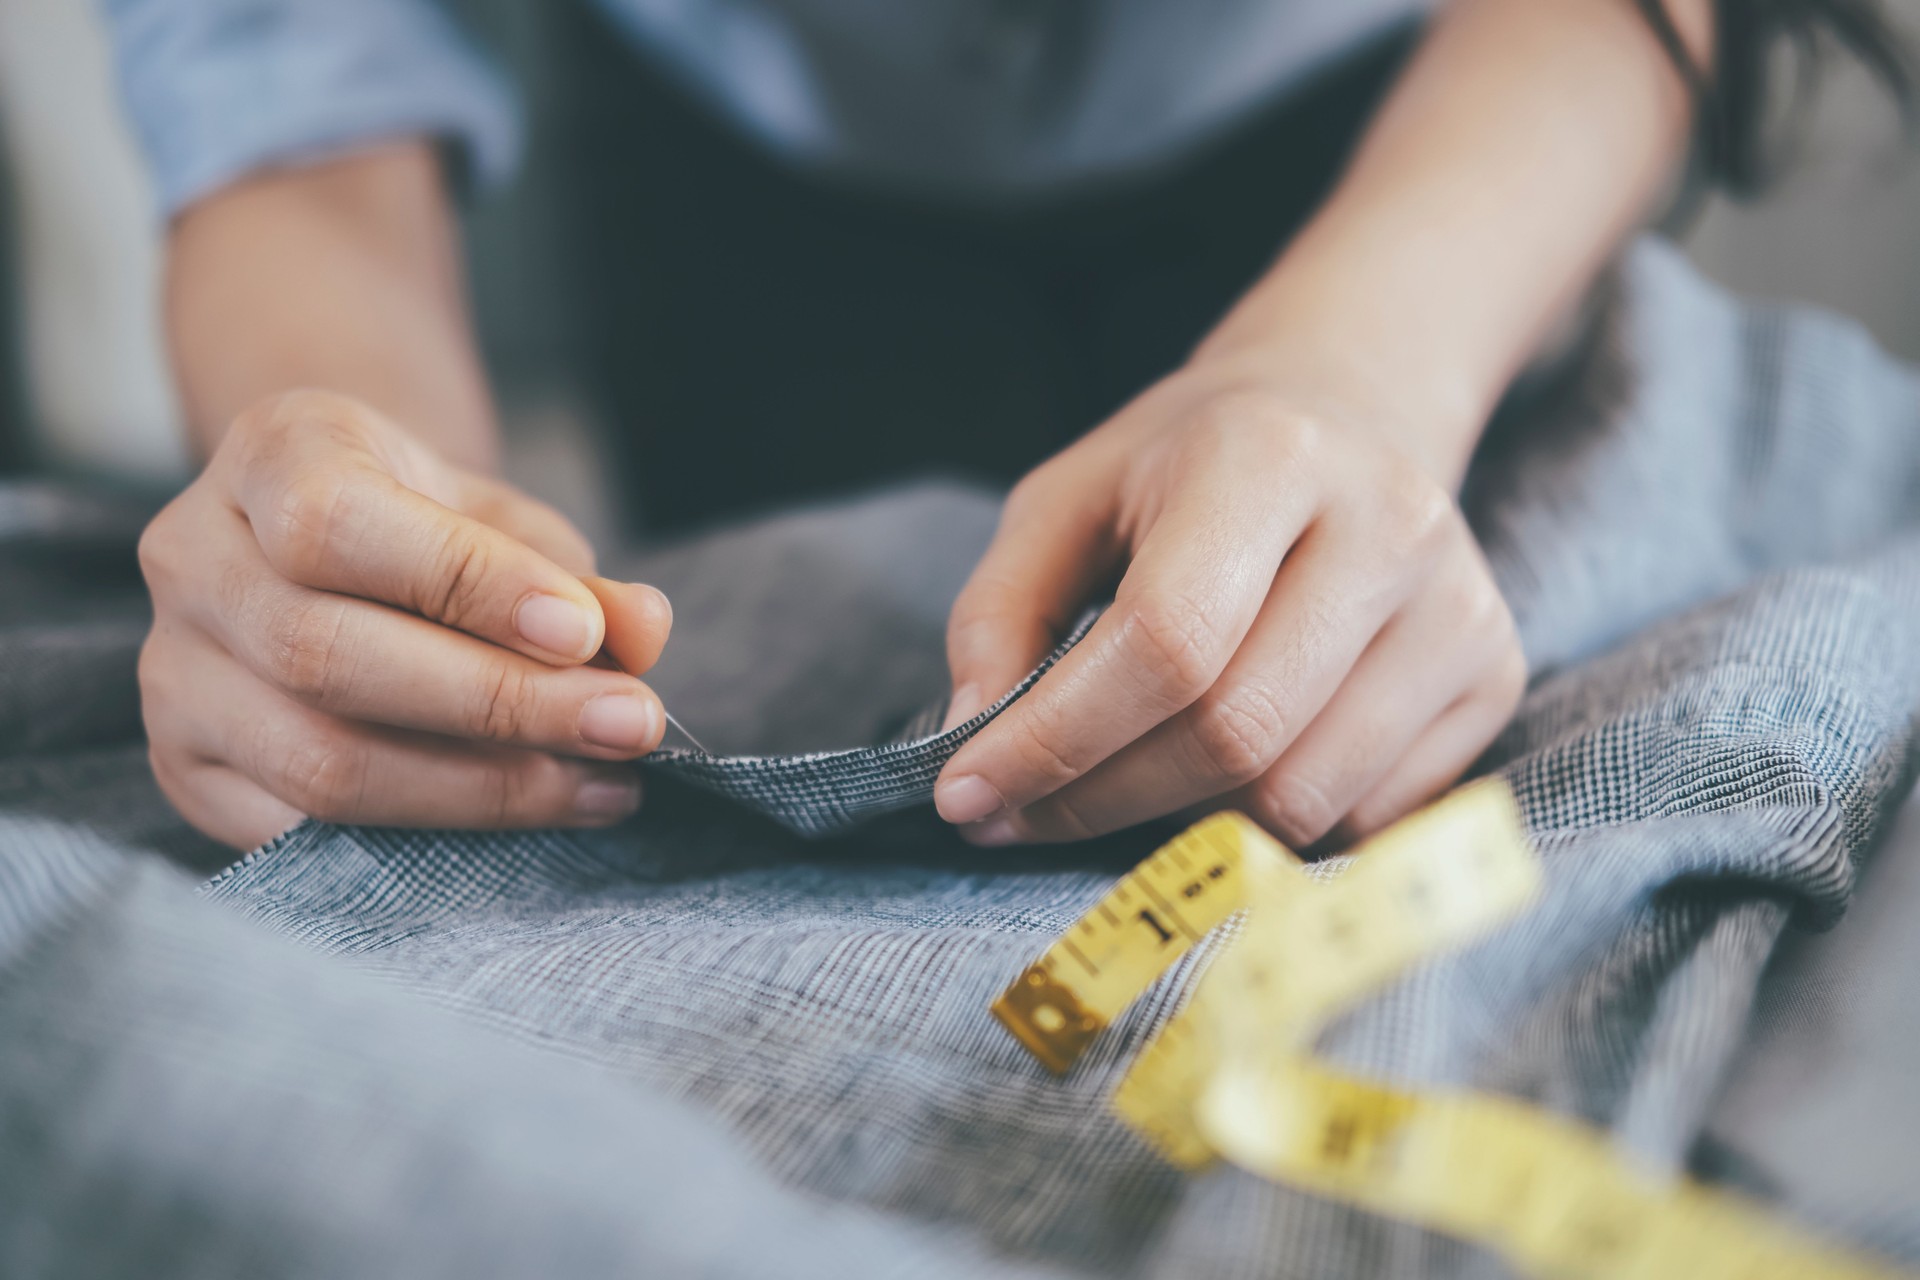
[988,779,1912,1280]
[1195,1059,1903,1280]
[989,812,1288,1075]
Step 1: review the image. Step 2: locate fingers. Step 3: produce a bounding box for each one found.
[149,754,304,853]
[1334,651,1527,842]
[974,534,1522,847]
[937,423,1316,825]
[148,644,644,834]
[140,390,676,850]
[1228,570,1523,848]
[941,463,1119,732]
[168,530,667,759]
[222,393,609,665]
[975,520,1404,843]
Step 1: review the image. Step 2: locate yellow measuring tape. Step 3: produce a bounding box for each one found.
[989,779,1907,1280]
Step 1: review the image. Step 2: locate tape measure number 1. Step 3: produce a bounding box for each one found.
[989,779,1910,1280]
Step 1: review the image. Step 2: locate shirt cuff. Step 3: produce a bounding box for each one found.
[100,0,523,218]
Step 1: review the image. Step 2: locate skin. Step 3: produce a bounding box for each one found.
[934,0,1712,847]
[144,152,672,848]
[140,0,1711,851]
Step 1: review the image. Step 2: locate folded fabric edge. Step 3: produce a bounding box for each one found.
[643,606,1104,771]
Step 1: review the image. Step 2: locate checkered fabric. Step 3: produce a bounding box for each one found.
[4,239,1920,1278]
[642,611,1100,836]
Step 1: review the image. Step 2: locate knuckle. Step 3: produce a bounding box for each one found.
[491,753,567,826]
[252,389,367,444]
[1254,769,1341,848]
[468,659,538,743]
[1183,395,1244,453]
[950,572,1020,634]
[1435,563,1495,627]
[427,529,493,628]
[1189,387,1272,438]
[266,473,353,580]
[1267,411,1327,470]
[1190,390,1322,464]
[1008,719,1087,792]
[1119,591,1224,706]
[229,390,355,475]
[948,575,1029,657]
[1384,472,1456,554]
[274,733,369,821]
[1189,686,1288,785]
[1489,642,1529,708]
[1036,791,1102,843]
[135,504,180,588]
[1471,585,1517,646]
[944,609,999,671]
[1482,580,1520,638]
[281,387,361,427]
[135,630,165,699]
[1436,560,1514,642]
[267,598,347,702]
[146,742,206,827]
[146,738,181,793]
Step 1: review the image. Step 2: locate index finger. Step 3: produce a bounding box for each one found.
[232,424,606,666]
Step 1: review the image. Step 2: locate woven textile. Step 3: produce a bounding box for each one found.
[4,238,1920,1277]
[643,612,1098,836]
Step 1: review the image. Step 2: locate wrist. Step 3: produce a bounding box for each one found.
[1191,231,1507,487]
[1188,315,1490,489]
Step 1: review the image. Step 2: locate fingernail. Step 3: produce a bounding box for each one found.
[579,694,660,752]
[936,773,1003,826]
[961,815,1021,847]
[575,777,642,821]
[941,683,985,733]
[516,594,596,661]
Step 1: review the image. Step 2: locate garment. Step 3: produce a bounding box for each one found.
[99,0,1433,217]
[4,239,1917,1277]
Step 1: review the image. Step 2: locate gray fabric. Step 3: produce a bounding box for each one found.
[1698,779,1920,1255]
[642,608,1098,837]
[4,236,1920,1277]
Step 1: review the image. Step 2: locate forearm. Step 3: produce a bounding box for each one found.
[1198,0,1712,483]
[166,142,501,472]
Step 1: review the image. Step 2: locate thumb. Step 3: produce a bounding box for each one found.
[942,469,1116,732]
[587,576,673,677]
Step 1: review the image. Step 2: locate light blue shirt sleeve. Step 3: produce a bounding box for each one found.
[98,0,523,217]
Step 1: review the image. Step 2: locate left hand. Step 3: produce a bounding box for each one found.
[933,356,1525,848]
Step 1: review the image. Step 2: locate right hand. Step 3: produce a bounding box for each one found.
[138,390,672,850]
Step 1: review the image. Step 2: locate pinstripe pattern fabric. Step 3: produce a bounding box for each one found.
[4,238,1920,1277]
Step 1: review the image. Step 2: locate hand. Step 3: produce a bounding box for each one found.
[139,390,673,850]
[934,357,1525,848]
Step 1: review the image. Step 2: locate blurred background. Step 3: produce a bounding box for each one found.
[0,0,1915,545]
